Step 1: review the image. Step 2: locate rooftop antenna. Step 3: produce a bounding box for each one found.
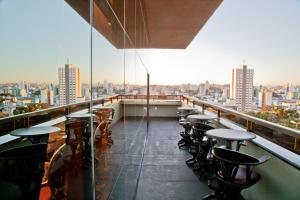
[67,58,69,65]
[242,59,246,66]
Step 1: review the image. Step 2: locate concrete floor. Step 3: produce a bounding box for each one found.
[95,117,211,200]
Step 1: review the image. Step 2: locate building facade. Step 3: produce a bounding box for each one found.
[230,65,254,112]
[259,90,273,108]
[58,64,82,105]
[199,83,206,97]
[222,85,230,99]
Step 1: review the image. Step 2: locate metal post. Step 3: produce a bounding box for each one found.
[147,73,150,129]
[218,110,221,118]
[65,107,69,116]
[27,116,30,127]
[88,102,91,113]
[246,121,252,132]
[89,1,96,199]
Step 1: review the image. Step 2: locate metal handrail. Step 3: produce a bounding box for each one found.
[183,95,300,139]
[119,94,182,100]
[0,95,119,123]
[0,94,180,124]
[1,94,299,140]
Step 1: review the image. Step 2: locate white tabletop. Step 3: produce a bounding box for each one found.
[67,113,96,119]
[92,106,114,111]
[93,104,114,109]
[177,107,197,111]
[10,126,61,137]
[187,114,217,121]
[206,129,256,141]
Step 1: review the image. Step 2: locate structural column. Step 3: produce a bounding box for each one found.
[147,73,150,129]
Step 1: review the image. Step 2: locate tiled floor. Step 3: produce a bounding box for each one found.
[95,117,211,200]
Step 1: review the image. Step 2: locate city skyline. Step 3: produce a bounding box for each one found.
[0,0,300,85]
[1,78,300,88]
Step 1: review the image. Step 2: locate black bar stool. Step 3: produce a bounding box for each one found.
[0,144,48,199]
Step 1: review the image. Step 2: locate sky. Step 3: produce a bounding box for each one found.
[0,0,300,86]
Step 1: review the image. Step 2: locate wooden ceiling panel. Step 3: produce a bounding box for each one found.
[65,0,222,49]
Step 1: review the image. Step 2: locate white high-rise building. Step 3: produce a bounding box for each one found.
[258,92,264,108]
[199,83,206,97]
[106,83,113,95]
[82,86,91,99]
[48,90,54,106]
[58,64,82,105]
[205,80,209,95]
[264,91,273,106]
[222,85,230,99]
[230,64,254,112]
[20,89,27,97]
[40,89,48,104]
[258,90,273,107]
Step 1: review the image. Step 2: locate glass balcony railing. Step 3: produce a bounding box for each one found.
[0,96,119,137]
[1,94,300,157]
[183,95,300,156]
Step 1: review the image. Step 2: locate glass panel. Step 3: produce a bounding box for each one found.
[91,1,126,199]
[252,122,300,154]
[90,0,150,199]
[0,1,94,199]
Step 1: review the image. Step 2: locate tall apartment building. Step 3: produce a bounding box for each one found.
[222,85,230,99]
[230,64,254,112]
[205,80,210,95]
[40,89,48,104]
[199,83,206,97]
[259,91,272,107]
[58,64,81,105]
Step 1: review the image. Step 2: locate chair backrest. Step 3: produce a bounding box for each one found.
[0,143,48,185]
[192,124,214,139]
[194,123,214,132]
[47,144,67,189]
[66,119,88,130]
[94,109,111,121]
[212,147,267,184]
[213,147,259,165]
[65,119,88,142]
[94,120,108,136]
